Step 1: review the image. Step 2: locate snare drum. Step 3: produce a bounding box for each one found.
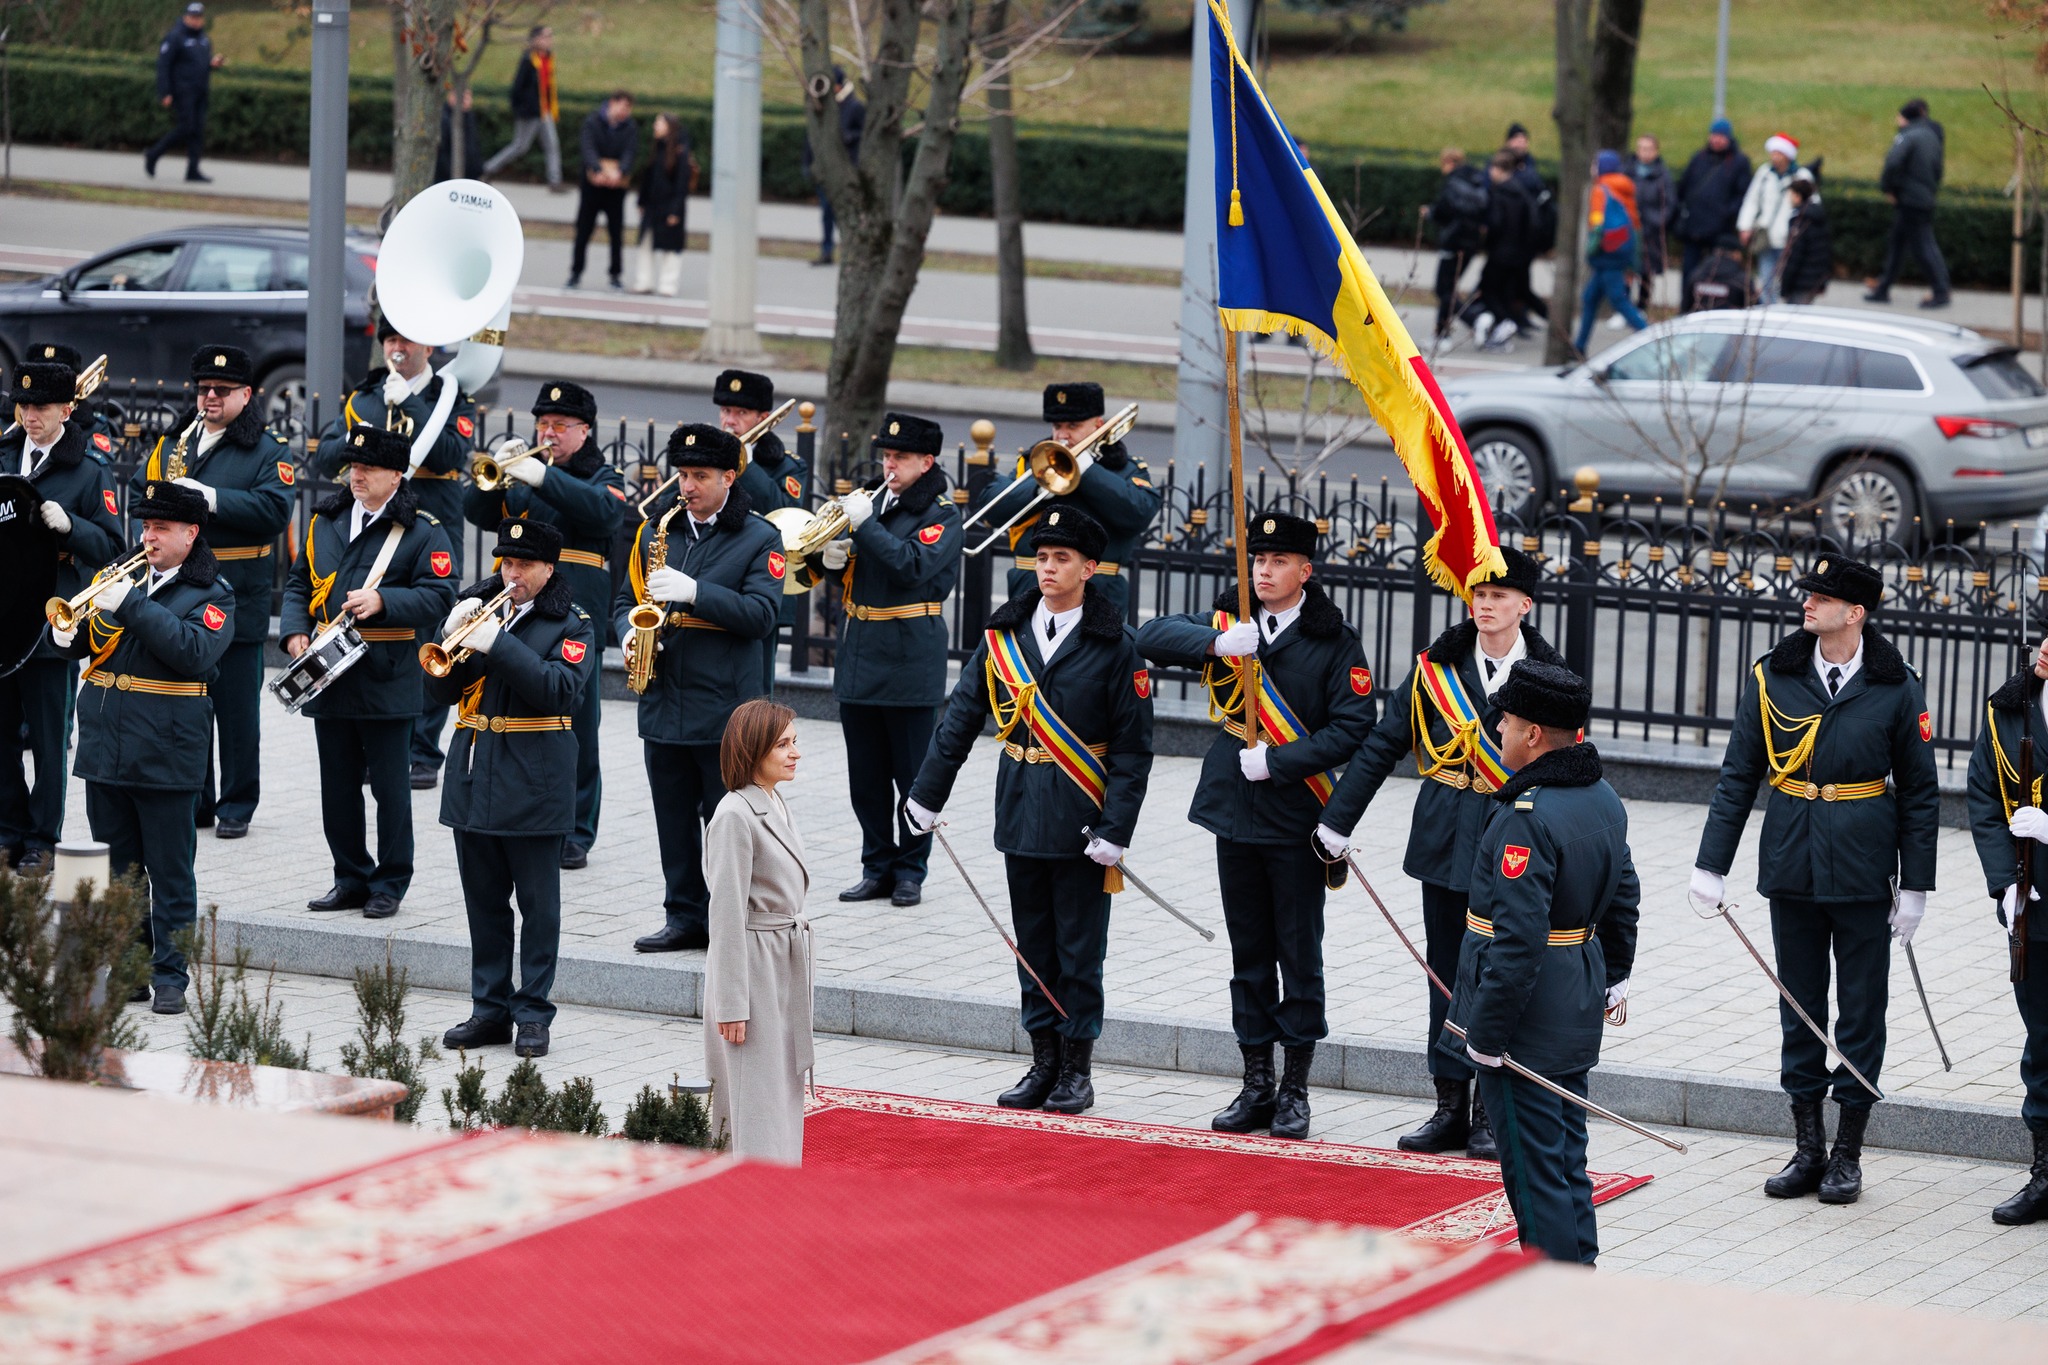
[268,619,367,713]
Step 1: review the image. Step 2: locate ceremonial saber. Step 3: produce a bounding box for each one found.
[1697,898,1885,1101]
[1083,826,1216,941]
[929,821,1068,1020]
[1339,851,1689,1155]
[1902,943,1953,1072]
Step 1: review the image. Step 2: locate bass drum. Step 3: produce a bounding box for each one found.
[0,474,57,678]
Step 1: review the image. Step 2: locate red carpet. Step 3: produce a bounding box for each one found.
[804,1088,1652,1245]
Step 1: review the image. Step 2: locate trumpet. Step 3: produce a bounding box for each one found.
[962,403,1139,558]
[471,434,554,492]
[762,477,887,596]
[637,399,799,515]
[418,587,517,677]
[47,549,150,632]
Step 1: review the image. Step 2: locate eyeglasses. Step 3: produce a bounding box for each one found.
[195,384,244,398]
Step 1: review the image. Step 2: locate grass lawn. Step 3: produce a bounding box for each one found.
[205,0,2028,187]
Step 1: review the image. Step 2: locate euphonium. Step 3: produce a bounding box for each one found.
[762,476,886,595]
[626,501,688,694]
[76,354,109,402]
[46,549,150,632]
[471,434,553,492]
[418,587,517,678]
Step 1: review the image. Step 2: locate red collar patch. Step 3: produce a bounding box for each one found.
[93,432,113,454]
[1133,668,1151,699]
[918,524,944,545]
[768,550,787,579]
[562,639,588,664]
[276,460,296,486]
[1349,665,1372,696]
[201,603,225,631]
[1501,845,1531,879]
[430,550,452,577]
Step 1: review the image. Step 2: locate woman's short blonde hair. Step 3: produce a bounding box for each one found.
[720,698,797,792]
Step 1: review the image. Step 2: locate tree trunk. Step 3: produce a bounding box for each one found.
[1546,0,1645,365]
[984,0,1033,371]
[1590,0,1643,153]
[391,0,456,215]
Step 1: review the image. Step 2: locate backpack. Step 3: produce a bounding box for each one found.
[1530,187,1559,253]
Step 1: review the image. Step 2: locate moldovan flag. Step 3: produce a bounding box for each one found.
[1208,0,1504,596]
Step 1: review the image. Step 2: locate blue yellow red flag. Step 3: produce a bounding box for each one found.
[1207,0,1505,596]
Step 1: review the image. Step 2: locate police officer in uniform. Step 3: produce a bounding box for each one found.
[1135,511,1376,1139]
[431,518,597,1060]
[907,508,1154,1114]
[0,359,124,874]
[718,369,807,694]
[53,480,233,1015]
[281,426,458,920]
[618,423,784,953]
[1447,660,1638,1266]
[823,412,961,908]
[313,316,479,787]
[1313,547,1558,1160]
[23,342,122,458]
[132,346,294,839]
[968,383,1159,618]
[1694,556,1940,1205]
[464,380,624,870]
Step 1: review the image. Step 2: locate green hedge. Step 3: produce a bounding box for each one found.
[10,48,2038,291]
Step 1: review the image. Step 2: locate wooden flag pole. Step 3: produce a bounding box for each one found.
[1223,324,1261,750]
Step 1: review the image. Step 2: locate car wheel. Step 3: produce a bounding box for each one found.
[258,364,308,444]
[1465,427,1549,526]
[1818,456,1919,546]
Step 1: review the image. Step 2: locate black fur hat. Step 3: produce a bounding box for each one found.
[1247,510,1318,558]
[1027,506,1107,561]
[873,412,944,457]
[189,345,254,387]
[532,380,599,427]
[132,479,211,525]
[494,516,563,564]
[713,369,775,411]
[1477,545,1542,598]
[666,422,743,471]
[28,342,84,372]
[9,362,76,407]
[341,425,413,472]
[1793,554,1884,611]
[1494,659,1591,731]
[1042,382,1105,423]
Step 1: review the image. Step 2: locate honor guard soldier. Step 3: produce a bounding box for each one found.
[2,360,125,874]
[906,508,1154,1115]
[969,383,1159,618]
[52,481,233,1015]
[313,315,479,785]
[618,423,783,953]
[1694,556,1940,1205]
[464,380,625,870]
[132,346,294,839]
[431,518,597,1061]
[717,369,808,693]
[281,426,458,920]
[1134,511,1376,1139]
[1446,661,1638,1266]
[24,342,123,459]
[1313,547,1559,1160]
[821,412,961,909]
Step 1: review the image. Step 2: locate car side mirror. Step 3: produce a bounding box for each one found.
[55,270,74,300]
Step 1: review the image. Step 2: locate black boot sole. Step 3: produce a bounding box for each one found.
[1396,1123,1470,1153]
[1211,1102,1276,1134]
[997,1087,1057,1109]
[1042,1088,1094,1115]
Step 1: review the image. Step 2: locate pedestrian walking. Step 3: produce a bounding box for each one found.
[1779,172,1834,305]
[1866,98,1951,309]
[434,88,484,185]
[1502,122,1555,327]
[631,113,696,297]
[1425,148,1488,343]
[1673,118,1752,301]
[1472,151,1537,350]
[1627,134,1673,315]
[145,2,224,184]
[1572,150,1649,353]
[482,25,564,191]
[802,67,865,266]
[1739,133,1801,304]
[569,91,638,291]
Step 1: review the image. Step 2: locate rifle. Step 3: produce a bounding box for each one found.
[2018,732,2034,984]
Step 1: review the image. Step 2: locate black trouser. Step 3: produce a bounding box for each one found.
[1874,204,1952,299]
[314,717,416,900]
[1005,853,1113,1041]
[197,640,263,825]
[413,536,464,773]
[1420,880,1474,1081]
[147,92,208,175]
[1769,896,1890,1110]
[567,671,601,852]
[1680,239,1713,296]
[1477,259,1531,332]
[1479,1066,1597,1265]
[456,828,563,1028]
[1433,250,1466,335]
[2017,946,2048,1135]
[572,186,628,282]
[646,739,725,934]
[0,657,75,858]
[1216,837,1328,1049]
[840,702,936,887]
[87,782,199,990]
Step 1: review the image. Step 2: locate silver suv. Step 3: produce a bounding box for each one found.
[1440,307,2048,539]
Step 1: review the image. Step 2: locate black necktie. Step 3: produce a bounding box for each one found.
[1264,613,1278,640]
[1828,666,1842,697]
[1045,617,1057,642]
[1485,658,1499,682]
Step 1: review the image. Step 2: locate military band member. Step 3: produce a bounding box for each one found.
[464,380,624,870]
[431,518,597,1060]
[52,481,233,1015]
[1134,511,1375,1139]
[907,508,1154,1114]
[24,341,122,458]
[0,359,124,874]
[281,426,458,920]
[131,346,293,838]
[822,412,961,908]
[1313,547,1557,1160]
[618,423,783,953]
[1447,661,1638,1266]
[717,369,808,695]
[1694,556,1939,1206]
[968,382,1159,618]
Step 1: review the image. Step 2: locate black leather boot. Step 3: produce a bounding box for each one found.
[997,1030,1063,1109]
[1397,1078,1471,1152]
[1818,1104,1870,1204]
[1043,1038,1095,1115]
[1269,1044,1314,1140]
[1993,1129,2048,1225]
[1465,1088,1499,1161]
[1212,1044,1277,1133]
[1764,1099,1829,1198]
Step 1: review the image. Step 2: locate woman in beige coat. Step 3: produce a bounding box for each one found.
[704,699,814,1163]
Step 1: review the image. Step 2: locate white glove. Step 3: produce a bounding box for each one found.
[95,575,132,614]
[1212,621,1262,657]
[442,597,483,639]
[821,539,851,571]
[1465,1044,1504,1069]
[646,566,697,605]
[1889,888,1926,945]
[1689,867,1725,914]
[2013,807,2048,843]
[2003,885,2040,923]
[1084,835,1124,868]
[49,623,76,649]
[507,456,546,488]
[464,613,501,655]
[903,798,940,834]
[382,369,412,406]
[172,476,217,511]
[1238,743,1271,782]
[1605,979,1630,1010]
[39,500,70,534]
[1315,825,1348,859]
[842,489,874,530]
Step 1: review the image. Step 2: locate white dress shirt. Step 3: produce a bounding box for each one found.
[146,566,177,596]
[1815,636,1864,699]
[1477,631,1528,697]
[1259,595,1303,643]
[349,496,393,542]
[1032,599,1084,664]
[20,440,54,478]
[196,425,228,460]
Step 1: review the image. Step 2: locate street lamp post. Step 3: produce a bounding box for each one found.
[307,0,351,417]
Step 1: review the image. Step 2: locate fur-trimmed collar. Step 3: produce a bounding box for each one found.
[1495,742,1603,802]
[170,539,220,588]
[456,569,575,620]
[883,463,950,520]
[1990,667,2043,714]
[647,481,754,533]
[1209,579,1349,640]
[560,431,606,481]
[985,580,1123,642]
[1766,626,1907,685]
[169,401,267,451]
[13,421,90,474]
[314,477,421,528]
[1094,438,1130,472]
[749,430,789,471]
[1426,618,1564,667]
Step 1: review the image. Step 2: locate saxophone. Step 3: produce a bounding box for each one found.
[626,499,688,694]
[164,411,203,481]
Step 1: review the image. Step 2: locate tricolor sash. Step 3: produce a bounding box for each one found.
[984,628,1108,807]
[1412,652,1513,789]
[1204,611,1336,803]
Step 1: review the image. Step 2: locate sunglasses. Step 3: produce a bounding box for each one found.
[195,383,245,398]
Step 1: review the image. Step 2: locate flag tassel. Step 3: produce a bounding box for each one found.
[1228,188,1244,227]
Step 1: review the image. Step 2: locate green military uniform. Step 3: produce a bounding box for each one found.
[719,370,808,694]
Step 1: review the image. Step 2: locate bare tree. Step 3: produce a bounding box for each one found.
[390,0,458,215]
[1545,0,1645,365]
[982,0,1033,370]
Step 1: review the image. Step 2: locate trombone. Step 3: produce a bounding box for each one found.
[762,477,886,595]
[961,404,1138,558]
[471,434,554,492]
[419,587,517,677]
[47,549,150,632]
[636,398,799,515]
